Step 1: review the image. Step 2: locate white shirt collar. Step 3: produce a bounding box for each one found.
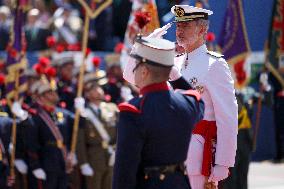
[187,44,207,58]
[90,103,99,113]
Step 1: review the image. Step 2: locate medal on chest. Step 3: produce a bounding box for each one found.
[188,77,205,94]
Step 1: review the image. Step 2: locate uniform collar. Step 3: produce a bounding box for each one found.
[140,82,170,95]
[42,104,55,113]
[187,44,207,58]
[36,101,55,112]
[89,103,99,112]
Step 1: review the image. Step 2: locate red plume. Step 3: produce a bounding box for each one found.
[206,32,216,42]
[85,48,91,57]
[7,47,18,58]
[234,60,246,85]
[92,56,101,68]
[0,73,5,84]
[45,67,57,77]
[114,42,125,53]
[0,60,5,70]
[134,11,151,30]
[39,57,51,67]
[104,94,112,102]
[56,44,65,53]
[46,36,56,47]
[33,63,45,75]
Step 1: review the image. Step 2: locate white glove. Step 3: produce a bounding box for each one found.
[123,57,136,85]
[208,165,229,182]
[67,152,78,166]
[11,102,28,120]
[108,147,115,167]
[14,159,28,174]
[8,143,13,154]
[259,72,271,92]
[32,168,46,180]
[74,97,85,113]
[80,163,94,176]
[120,86,133,102]
[169,65,182,81]
[147,23,172,38]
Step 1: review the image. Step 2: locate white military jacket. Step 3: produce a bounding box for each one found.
[176,44,238,167]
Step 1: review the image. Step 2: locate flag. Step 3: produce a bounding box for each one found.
[217,0,251,88]
[267,0,284,72]
[120,0,160,68]
[5,0,28,101]
[123,0,160,51]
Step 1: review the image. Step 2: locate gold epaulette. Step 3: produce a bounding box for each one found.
[0,112,8,117]
[207,51,224,58]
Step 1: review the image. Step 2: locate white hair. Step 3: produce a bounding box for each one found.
[196,19,210,41]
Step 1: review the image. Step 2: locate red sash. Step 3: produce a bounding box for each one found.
[192,120,217,176]
[38,109,67,163]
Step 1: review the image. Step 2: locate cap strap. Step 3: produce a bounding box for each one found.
[130,54,172,68]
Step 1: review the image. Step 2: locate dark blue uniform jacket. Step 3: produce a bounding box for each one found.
[113,82,204,189]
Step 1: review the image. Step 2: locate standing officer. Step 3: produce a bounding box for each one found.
[54,53,77,111]
[75,73,117,189]
[112,36,204,189]
[0,102,30,189]
[0,112,10,189]
[25,81,76,189]
[169,5,238,189]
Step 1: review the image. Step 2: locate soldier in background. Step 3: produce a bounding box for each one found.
[221,92,253,189]
[269,72,284,162]
[0,112,11,189]
[103,65,124,104]
[53,3,82,45]
[0,99,30,189]
[25,81,77,189]
[54,53,77,111]
[0,5,11,51]
[23,69,41,105]
[75,72,117,189]
[25,8,52,51]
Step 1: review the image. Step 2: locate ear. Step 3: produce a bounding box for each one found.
[141,65,149,78]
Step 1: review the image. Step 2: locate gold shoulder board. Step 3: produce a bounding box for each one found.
[207,51,224,58]
[0,112,8,117]
[175,53,185,57]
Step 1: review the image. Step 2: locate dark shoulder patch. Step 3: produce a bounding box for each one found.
[175,53,185,57]
[207,51,224,58]
[181,89,201,101]
[118,102,141,114]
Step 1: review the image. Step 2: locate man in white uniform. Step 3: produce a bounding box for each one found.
[169,5,238,189]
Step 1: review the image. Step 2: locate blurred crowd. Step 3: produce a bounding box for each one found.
[0,0,179,52]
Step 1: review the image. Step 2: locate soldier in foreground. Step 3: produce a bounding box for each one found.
[112,37,204,189]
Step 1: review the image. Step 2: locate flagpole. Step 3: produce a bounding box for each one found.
[9,69,20,180]
[70,14,89,156]
[70,1,113,165]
